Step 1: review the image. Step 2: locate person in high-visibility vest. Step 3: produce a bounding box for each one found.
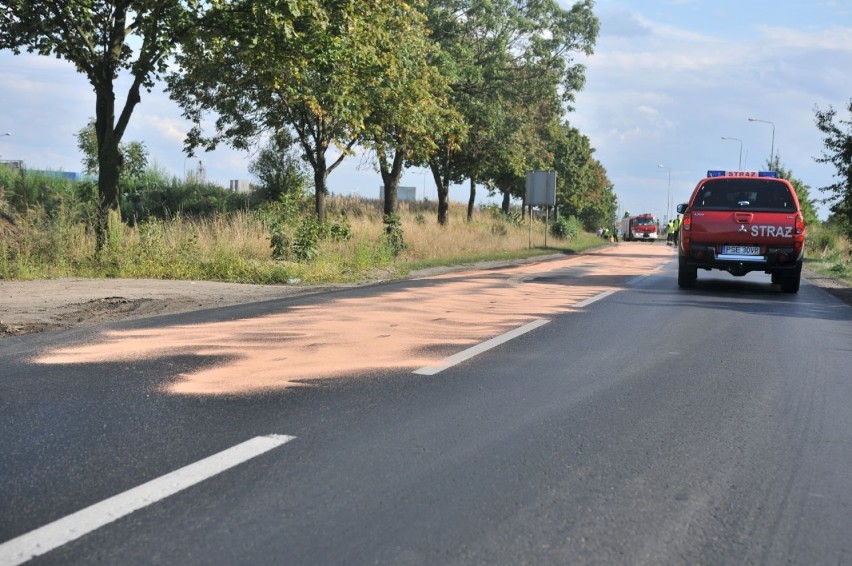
[666,220,675,245]
[672,216,681,246]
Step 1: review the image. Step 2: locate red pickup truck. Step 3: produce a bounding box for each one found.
[676,170,806,293]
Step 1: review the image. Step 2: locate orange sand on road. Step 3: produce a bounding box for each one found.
[35,245,673,395]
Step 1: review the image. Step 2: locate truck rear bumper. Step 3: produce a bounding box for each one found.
[679,244,802,275]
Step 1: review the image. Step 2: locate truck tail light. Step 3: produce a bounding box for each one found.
[680,213,692,252]
[794,214,805,256]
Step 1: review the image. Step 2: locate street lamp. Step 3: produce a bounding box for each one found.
[416,168,430,200]
[721,136,743,170]
[748,117,775,167]
[657,164,671,222]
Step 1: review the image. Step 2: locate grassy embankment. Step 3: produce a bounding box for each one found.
[803,223,852,286]
[0,195,606,284]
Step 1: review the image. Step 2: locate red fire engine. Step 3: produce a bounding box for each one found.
[621,213,658,241]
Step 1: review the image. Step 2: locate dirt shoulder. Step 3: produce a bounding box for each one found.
[0,278,352,337]
[1,260,849,339]
[801,266,852,306]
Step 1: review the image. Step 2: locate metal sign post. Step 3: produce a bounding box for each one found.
[525,171,557,249]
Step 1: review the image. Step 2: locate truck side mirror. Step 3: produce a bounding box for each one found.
[676,203,687,214]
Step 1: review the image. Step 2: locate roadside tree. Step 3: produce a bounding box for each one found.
[169,1,430,224]
[549,122,616,230]
[360,2,463,221]
[0,0,316,249]
[248,130,310,204]
[769,155,819,227]
[814,100,852,235]
[422,0,599,225]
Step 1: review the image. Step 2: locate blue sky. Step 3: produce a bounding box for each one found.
[1,0,850,220]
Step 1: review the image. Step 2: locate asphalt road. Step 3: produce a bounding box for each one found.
[2,252,851,565]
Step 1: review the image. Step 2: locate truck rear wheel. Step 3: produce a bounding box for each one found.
[780,271,801,293]
[678,261,697,288]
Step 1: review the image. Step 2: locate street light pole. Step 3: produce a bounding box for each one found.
[721,136,743,169]
[657,164,671,222]
[748,117,775,167]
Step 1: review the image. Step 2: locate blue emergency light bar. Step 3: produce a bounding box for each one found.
[706,170,778,178]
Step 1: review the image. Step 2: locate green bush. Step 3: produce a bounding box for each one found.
[122,172,248,223]
[269,207,352,262]
[482,203,524,226]
[2,170,78,218]
[806,224,837,255]
[550,215,580,240]
[383,213,407,256]
[491,223,508,236]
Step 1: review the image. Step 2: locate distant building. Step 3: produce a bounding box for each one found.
[0,160,25,172]
[378,185,417,202]
[1,162,85,180]
[229,179,252,193]
[34,170,80,181]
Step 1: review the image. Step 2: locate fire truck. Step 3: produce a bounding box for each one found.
[676,170,806,293]
[621,213,658,241]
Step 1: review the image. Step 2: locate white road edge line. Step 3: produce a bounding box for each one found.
[0,434,295,566]
[574,289,617,308]
[413,318,550,376]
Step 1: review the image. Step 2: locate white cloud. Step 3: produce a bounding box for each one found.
[139,115,190,146]
[569,3,851,219]
[757,25,852,51]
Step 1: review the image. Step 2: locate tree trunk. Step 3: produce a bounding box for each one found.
[502,187,511,214]
[313,149,328,223]
[430,155,451,226]
[377,147,405,217]
[467,177,475,222]
[94,88,122,251]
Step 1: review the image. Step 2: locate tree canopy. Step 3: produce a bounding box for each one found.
[767,155,819,227]
[248,130,311,203]
[814,100,852,235]
[168,0,435,223]
[422,0,600,224]
[549,123,615,229]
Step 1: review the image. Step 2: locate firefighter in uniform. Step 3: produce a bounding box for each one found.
[672,216,681,246]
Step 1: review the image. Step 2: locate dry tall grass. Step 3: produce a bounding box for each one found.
[1,196,600,283]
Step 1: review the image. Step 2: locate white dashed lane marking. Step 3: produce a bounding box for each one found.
[413,287,626,376]
[0,434,295,565]
[413,319,550,375]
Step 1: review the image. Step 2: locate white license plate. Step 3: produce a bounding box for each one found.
[723,245,760,255]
